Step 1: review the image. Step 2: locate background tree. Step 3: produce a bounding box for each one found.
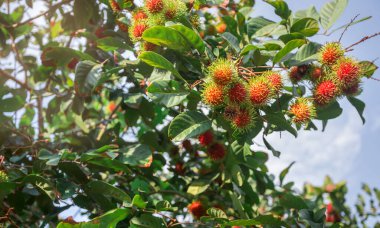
[0,0,379,227]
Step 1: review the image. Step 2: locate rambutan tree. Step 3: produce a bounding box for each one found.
[0,0,380,227]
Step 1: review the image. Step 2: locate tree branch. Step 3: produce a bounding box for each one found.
[0,69,31,91]
[345,32,380,51]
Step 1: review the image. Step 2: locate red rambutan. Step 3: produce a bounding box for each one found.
[207,142,226,161]
[311,67,322,81]
[248,77,273,106]
[228,82,247,103]
[313,80,338,106]
[319,42,344,66]
[145,0,164,13]
[129,22,148,41]
[232,108,254,130]
[335,57,361,88]
[289,98,316,124]
[174,162,185,175]
[198,130,214,146]
[133,9,148,20]
[202,83,224,106]
[188,201,206,219]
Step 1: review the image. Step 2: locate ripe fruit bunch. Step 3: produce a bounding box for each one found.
[285,42,364,108]
[202,59,282,131]
[128,0,187,46]
[198,130,226,161]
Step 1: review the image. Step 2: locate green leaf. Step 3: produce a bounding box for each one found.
[38,149,61,166]
[294,6,320,21]
[240,44,259,55]
[74,0,94,28]
[347,96,365,124]
[74,60,102,96]
[221,32,241,52]
[320,0,348,31]
[263,136,281,157]
[279,161,295,186]
[279,193,308,209]
[146,80,189,107]
[226,215,287,226]
[139,51,186,83]
[207,207,228,219]
[231,164,244,186]
[264,0,291,19]
[168,111,211,141]
[23,174,56,200]
[142,26,191,52]
[315,101,342,120]
[169,24,205,53]
[132,195,147,209]
[291,42,321,65]
[119,144,152,167]
[247,16,274,37]
[273,39,306,64]
[187,179,210,195]
[96,37,131,51]
[290,18,319,37]
[57,208,129,228]
[130,214,166,228]
[359,61,378,78]
[156,200,175,211]
[265,112,297,137]
[87,180,131,202]
[254,23,287,37]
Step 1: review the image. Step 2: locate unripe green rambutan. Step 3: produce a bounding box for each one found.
[163,0,187,20]
[202,83,224,106]
[227,81,247,104]
[263,71,283,93]
[147,13,166,26]
[319,42,345,66]
[129,22,149,42]
[207,58,237,85]
[334,57,361,88]
[248,77,274,106]
[289,98,316,124]
[232,108,255,130]
[313,79,339,106]
[145,0,164,14]
[0,170,8,182]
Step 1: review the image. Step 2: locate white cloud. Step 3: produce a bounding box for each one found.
[253,111,363,189]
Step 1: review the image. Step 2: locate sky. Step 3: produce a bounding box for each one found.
[2,0,380,222]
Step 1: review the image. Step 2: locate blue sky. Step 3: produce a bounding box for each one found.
[253,0,380,206]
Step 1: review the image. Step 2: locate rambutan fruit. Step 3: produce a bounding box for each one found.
[310,66,323,81]
[289,65,309,83]
[162,0,187,20]
[174,162,185,175]
[129,22,149,42]
[263,71,283,93]
[116,20,128,32]
[145,0,164,14]
[288,98,316,124]
[207,58,237,85]
[109,0,121,12]
[216,23,227,33]
[342,82,361,96]
[198,130,214,146]
[188,201,206,219]
[133,9,148,20]
[232,108,255,130]
[67,58,79,70]
[190,14,200,29]
[223,105,239,120]
[0,170,8,182]
[248,77,274,106]
[313,79,339,106]
[334,57,361,88]
[107,101,117,113]
[147,13,166,26]
[141,42,157,51]
[207,142,226,161]
[202,83,224,106]
[227,81,247,103]
[319,42,345,66]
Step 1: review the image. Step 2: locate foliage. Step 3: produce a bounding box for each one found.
[0,0,379,227]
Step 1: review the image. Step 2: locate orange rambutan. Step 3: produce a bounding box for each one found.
[334,57,361,88]
[133,9,148,20]
[145,0,164,13]
[264,71,283,93]
[248,77,274,106]
[207,142,226,161]
[188,201,206,219]
[202,83,224,106]
[198,130,214,146]
[289,98,316,124]
[319,42,345,66]
[313,79,339,106]
[207,58,237,85]
[228,82,247,103]
[129,22,148,41]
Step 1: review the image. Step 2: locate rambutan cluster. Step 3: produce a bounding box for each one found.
[201,59,282,131]
[197,130,226,161]
[128,0,187,48]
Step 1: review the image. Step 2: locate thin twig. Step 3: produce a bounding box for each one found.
[0,69,32,91]
[345,32,380,51]
[338,14,360,42]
